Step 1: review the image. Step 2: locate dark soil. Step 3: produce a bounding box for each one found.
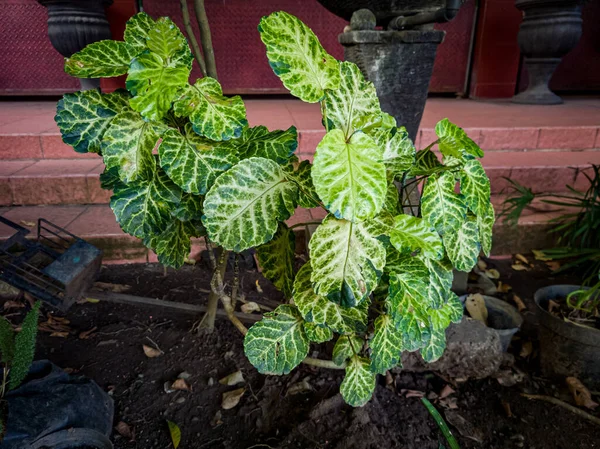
[12,255,600,448]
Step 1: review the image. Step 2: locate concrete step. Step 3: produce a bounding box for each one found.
[2,150,600,206]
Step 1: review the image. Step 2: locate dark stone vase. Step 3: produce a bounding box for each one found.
[512,0,583,105]
[37,0,113,90]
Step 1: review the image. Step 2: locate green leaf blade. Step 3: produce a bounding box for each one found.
[9,302,40,390]
[478,202,495,257]
[436,118,483,158]
[332,335,364,366]
[443,215,481,272]
[65,40,137,78]
[461,159,491,217]
[370,314,403,374]
[421,172,467,236]
[256,223,296,298]
[231,125,298,164]
[124,12,156,53]
[390,214,443,260]
[304,322,333,343]
[340,355,376,407]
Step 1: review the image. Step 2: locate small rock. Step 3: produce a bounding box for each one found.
[175,397,186,404]
[207,377,215,387]
[178,371,191,380]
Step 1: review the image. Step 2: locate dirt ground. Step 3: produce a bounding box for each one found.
[17,254,600,448]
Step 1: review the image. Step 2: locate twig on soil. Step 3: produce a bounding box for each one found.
[145,336,162,353]
[521,393,600,426]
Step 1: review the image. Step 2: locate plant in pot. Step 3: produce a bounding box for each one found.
[57,10,495,406]
[500,165,600,388]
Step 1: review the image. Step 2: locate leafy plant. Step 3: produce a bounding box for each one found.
[56,11,494,406]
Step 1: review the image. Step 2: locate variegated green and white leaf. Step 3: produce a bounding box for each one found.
[430,293,463,329]
[478,202,495,256]
[244,305,309,375]
[420,327,446,363]
[99,166,123,190]
[172,193,203,222]
[313,129,386,221]
[444,215,480,272]
[309,215,386,307]
[55,89,130,154]
[124,12,155,53]
[228,125,297,164]
[202,157,298,252]
[101,110,159,183]
[369,314,403,374]
[421,172,467,235]
[291,160,320,208]
[409,149,444,177]
[374,127,416,177]
[303,322,333,343]
[110,167,181,238]
[145,17,188,60]
[258,11,340,102]
[256,223,295,298]
[65,40,137,78]
[323,61,381,138]
[340,355,376,407]
[333,335,364,366]
[383,174,402,215]
[174,78,247,141]
[461,159,491,217]
[436,118,484,158]
[293,262,368,333]
[423,254,454,308]
[389,214,443,260]
[144,219,196,269]
[159,124,239,195]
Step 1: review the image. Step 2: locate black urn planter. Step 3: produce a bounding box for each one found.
[37,0,114,90]
[512,0,583,105]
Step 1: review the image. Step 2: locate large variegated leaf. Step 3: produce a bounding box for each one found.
[423,255,454,308]
[309,215,386,307]
[409,149,444,177]
[420,327,446,362]
[312,129,386,221]
[101,110,159,183]
[291,160,320,208]
[145,17,187,60]
[158,124,238,195]
[369,314,403,374]
[382,127,416,177]
[293,262,368,333]
[478,202,495,256]
[110,168,181,238]
[124,12,155,53]
[202,157,298,252]
[256,223,295,298]
[65,40,137,78]
[228,125,297,164]
[172,193,203,222]
[444,215,481,272]
[99,166,123,190]
[333,335,364,366]
[436,118,484,158]
[174,78,247,141]
[420,295,463,362]
[258,11,340,102]
[383,176,402,215]
[144,220,196,269]
[55,89,130,154]
[461,159,491,217]
[389,215,443,260]
[340,355,376,407]
[303,322,333,343]
[421,172,467,235]
[323,61,381,138]
[244,305,309,375]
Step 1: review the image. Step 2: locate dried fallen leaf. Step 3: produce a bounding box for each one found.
[210,410,223,428]
[439,384,455,399]
[222,388,245,409]
[171,378,191,391]
[484,269,500,280]
[501,400,513,418]
[93,282,131,293]
[19,220,36,228]
[219,370,245,386]
[255,280,263,294]
[532,249,552,261]
[546,261,561,271]
[520,341,533,358]
[512,294,527,312]
[465,294,488,325]
[4,301,24,310]
[477,259,488,270]
[497,282,512,293]
[401,389,425,398]
[287,379,314,396]
[166,420,181,449]
[142,344,162,358]
[240,302,261,314]
[439,396,458,409]
[548,299,560,314]
[49,331,69,338]
[515,253,529,265]
[115,421,134,441]
[511,263,530,271]
[385,371,394,387]
[79,326,97,340]
[566,377,599,410]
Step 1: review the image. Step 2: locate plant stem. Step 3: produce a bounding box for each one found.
[302,357,345,369]
[0,367,9,398]
[199,244,229,333]
[289,221,324,230]
[179,0,207,76]
[193,0,218,79]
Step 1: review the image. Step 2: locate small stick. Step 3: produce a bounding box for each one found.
[193,0,218,79]
[521,393,600,426]
[179,0,207,75]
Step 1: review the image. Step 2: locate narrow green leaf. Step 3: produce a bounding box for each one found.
[174,78,247,141]
[124,12,156,53]
[259,11,340,102]
[313,129,386,222]
[303,322,333,343]
[55,89,130,154]
[323,61,381,138]
[443,215,480,272]
[389,214,443,260]
[370,314,403,374]
[340,355,376,407]
[65,40,137,78]
[159,124,239,195]
[256,223,296,298]
[101,110,159,183]
[9,302,40,390]
[244,305,309,375]
[422,397,462,449]
[0,317,15,364]
[421,172,467,235]
[110,167,181,238]
[460,159,491,217]
[202,157,298,252]
[227,125,297,164]
[332,335,364,366]
[436,118,483,158]
[478,202,495,257]
[309,215,386,307]
[166,420,181,449]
